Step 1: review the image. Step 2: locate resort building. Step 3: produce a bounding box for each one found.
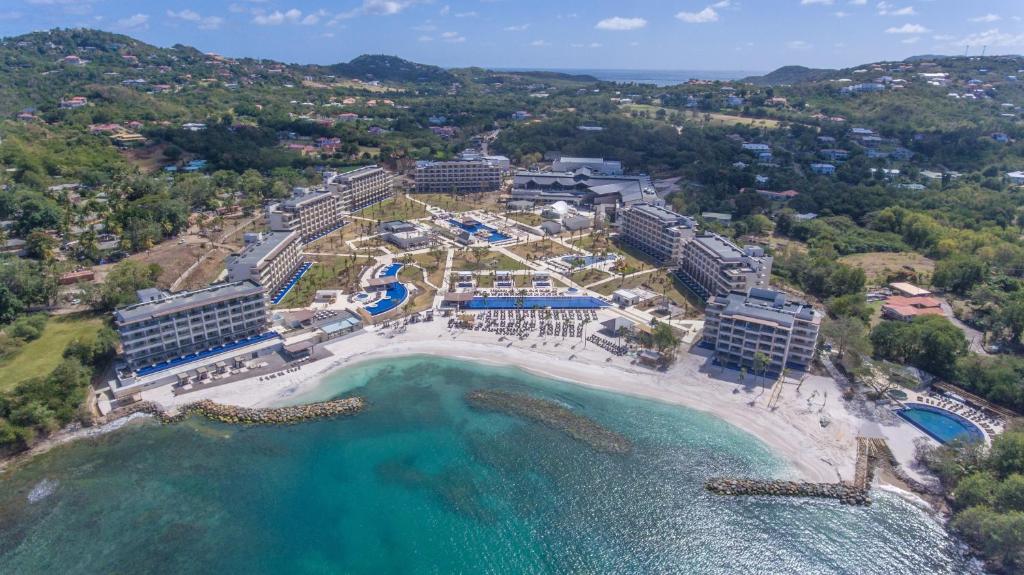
[268,187,346,241]
[226,231,304,297]
[414,152,503,194]
[619,203,696,265]
[325,165,395,212]
[510,168,656,208]
[551,156,623,175]
[380,220,432,249]
[703,288,821,372]
[114,281,270,373]
[676,233,772,299]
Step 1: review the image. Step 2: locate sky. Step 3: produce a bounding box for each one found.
[0,1,1022,71]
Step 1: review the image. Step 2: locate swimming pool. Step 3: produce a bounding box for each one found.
[463,296,609,310]
[897,403,985,444]
[365,264,408,316]
[448,219,511,243]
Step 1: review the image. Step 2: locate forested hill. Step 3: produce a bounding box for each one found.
[325,54,456,84]
[741,65,837,86]
[0,29,460,115]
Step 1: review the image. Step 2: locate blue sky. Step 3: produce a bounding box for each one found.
[0,1,1022,71]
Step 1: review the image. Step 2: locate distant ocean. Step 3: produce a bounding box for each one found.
[493,68,764,86]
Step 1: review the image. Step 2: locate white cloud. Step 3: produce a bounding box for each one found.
[877,2,915,16]
[786,39,812,50]
[801,0,834,5]
[252,8,302,25]
[676,7,719,23]
[901,36,919,44]
[970,14,1001,23]
[849,0,867,5]
[454,11,478,18]
[417,35,432,42]
[503,24,529,31]
[835,11,849,17]
[440,31,465,42]
[362,0,417,16]
[571,42,603,48]
[529,39,549,47]
[166,9,224,30]
[595,16,647,30]
[885,23,928,34]
[115,13,149,30]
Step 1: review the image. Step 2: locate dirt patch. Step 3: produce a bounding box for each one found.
[838,252,934,285]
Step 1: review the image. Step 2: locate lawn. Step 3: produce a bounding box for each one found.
[620,104,782,129]
[451,250,526,272]
[398,265,436,313]
[275,256,371,308]
[506,239,574,261]
[356,196,429,222]
[408,252,447,287]
[506,212,543,226]
[570,268,612,287]
[0,314,104,391]
[838,252,935,286]
[416,192,507,214]
[592,269,701,313]
[571,233,654,273]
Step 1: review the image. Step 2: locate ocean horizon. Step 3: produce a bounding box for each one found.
[490,68,765,86]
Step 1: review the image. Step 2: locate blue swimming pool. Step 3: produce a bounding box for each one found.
[135,332,281,376]
[898,403,985,444]
[271,262,314,305]
[448,219,511,243]
[463,296,609,310]
[364,264,408,316]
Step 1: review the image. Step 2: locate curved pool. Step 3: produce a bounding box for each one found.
[898,403,985,444]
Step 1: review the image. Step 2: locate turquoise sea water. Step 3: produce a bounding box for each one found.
[0,356,979,574]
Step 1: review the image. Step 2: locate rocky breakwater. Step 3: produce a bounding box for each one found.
[160,398,366,425]
[705,478,871,506]
[465,389,632,455]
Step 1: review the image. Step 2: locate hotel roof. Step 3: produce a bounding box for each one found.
[115,281,265,324]
[713,288,818,328]
[227,231,299,268]
[629,203,695,226]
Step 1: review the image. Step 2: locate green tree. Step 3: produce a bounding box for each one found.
[98,260,162,311]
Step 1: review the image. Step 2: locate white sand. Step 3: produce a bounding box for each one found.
[141,317,916,483]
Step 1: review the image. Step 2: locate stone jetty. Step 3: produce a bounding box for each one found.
[705,478,870,506]
[704,436,889,506]
[465,389,632,454]
[94,398,365,426]
[160,398,365,424]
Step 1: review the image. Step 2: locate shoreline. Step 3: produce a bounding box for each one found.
[143,321,869,483]
[5,320,933,494]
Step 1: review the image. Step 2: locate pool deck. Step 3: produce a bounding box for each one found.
[897,394,1004,445]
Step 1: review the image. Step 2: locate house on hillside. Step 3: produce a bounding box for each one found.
[810,163,836,175]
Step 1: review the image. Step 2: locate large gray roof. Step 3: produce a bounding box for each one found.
[115,281,265,324]
[227,231,299,268]
[714,288,817,328]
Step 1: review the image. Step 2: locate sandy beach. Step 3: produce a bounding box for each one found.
[139,317,917,484]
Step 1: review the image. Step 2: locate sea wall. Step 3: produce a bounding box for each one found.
[705,478,870,506]
[161,398,365,424]
[705,437,886,506]
[93,398,365,426]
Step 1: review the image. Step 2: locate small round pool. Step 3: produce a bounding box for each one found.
[898,403,985,444]
[355,293,370,301]
[887,389,908,401]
